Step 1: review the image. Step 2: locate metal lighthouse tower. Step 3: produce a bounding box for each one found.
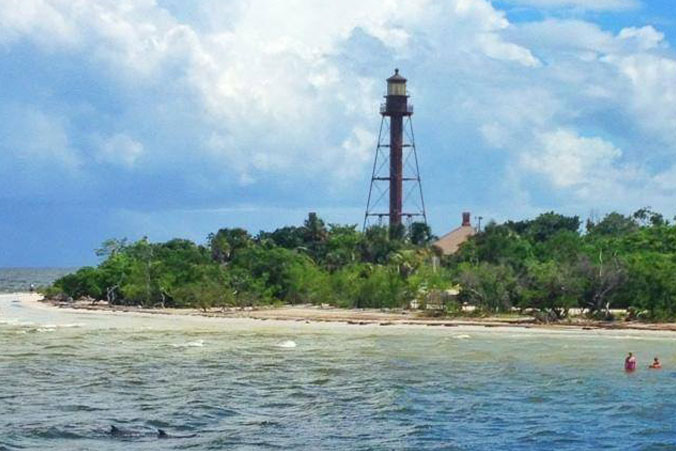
[364,69,427,231]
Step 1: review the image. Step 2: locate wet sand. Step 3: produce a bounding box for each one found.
[15,292,676,333]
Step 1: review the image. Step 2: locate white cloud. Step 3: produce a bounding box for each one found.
[97,133,143,168]
[618,26,665,50]
[2,0,676,223]
[487,19,676,184]
[0,0,77,47]
[0,105,84,200]
[0,105,80,171]
[0,0,541,184]
[335,126,376,180]
[521,129,622,189]
[652,165,676,191]
[604,53,676,146]
[514,19,615,55]
[515,129,667,211]
[477,32,541,67]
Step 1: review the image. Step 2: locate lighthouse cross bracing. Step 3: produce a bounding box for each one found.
[363,69,427,231]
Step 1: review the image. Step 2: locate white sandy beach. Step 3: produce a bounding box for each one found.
[4,292,676,339]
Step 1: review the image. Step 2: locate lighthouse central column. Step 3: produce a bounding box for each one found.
[364,68,427,232]
[389,114,403,228]
[363,68,420,233]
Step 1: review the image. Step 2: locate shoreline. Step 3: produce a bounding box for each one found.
[17,292,676,333]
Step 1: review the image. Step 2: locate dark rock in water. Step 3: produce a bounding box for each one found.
[110,425,196,439]
[110,425,138,437]
[109,425,160,439]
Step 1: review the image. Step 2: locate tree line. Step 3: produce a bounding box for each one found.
[46,208,676,321]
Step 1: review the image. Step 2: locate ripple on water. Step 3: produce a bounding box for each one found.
[4,298,676,450]
[22,425,87,440]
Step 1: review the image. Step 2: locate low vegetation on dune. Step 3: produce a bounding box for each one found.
[45,208,676,322]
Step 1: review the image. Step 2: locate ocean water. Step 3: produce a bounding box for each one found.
[0,267,76,293]
[1,294,676,450]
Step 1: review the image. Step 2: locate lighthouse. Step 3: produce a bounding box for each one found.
[364,69,426,232]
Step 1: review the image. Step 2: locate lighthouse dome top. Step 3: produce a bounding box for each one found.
[386,69,407,96]
[387,68,407,83]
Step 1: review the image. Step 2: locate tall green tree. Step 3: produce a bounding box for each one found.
[208,228,252,263]
[409,222,433,246]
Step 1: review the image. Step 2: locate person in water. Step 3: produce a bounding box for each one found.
[625,352,637,371]
[649,357,662,369]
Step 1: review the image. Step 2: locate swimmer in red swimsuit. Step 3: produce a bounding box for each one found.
[625,352,637,371]
[649,357,661,369]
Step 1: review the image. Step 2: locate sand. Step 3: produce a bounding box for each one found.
[6,292,674,334]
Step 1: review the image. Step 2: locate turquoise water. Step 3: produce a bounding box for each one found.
[1,293,676,450]
[0,267,76,293]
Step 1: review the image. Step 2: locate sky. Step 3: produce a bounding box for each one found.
[1,0,676,267]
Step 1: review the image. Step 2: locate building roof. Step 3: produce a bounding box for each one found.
[433,224,476,255]
[387,68,406,83]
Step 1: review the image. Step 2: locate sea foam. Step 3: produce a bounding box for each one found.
[171,339,205,348]
[277,340,297,348]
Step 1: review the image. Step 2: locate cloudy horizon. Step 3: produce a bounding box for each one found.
[1,0,675,266]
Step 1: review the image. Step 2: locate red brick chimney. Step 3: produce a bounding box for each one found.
[462,212,471,227]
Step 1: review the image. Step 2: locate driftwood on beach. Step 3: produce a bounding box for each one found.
[37,294,676,333]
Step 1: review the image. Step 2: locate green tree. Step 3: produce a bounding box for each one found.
[633,206,667,227]
[617,253,676,320]
[576,252,626,318]
[352,264,407,309]
[208,228,252,263]
[410,222,433,246]
[285,261,332,305]
[263,226,305,249]
[97,251,133,303]
[172,277,234,311]
[453,222,532,268]
[302,212,327,244]
[54,267,103,300]
[522,260,583,320]
[95,238,129,258]
[360,225,404,264]
[586,212,638,237]
[457,262,518,313]
[324,224,361,271]
[534,230,582,263]
[509,212,580,243]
